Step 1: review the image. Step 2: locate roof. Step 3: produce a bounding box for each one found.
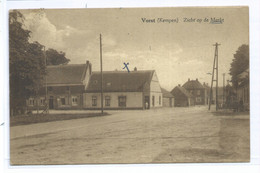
[171,86,193,98]
[182,79,205,89]
[46,64,88,85]
[161,88,174,98]
[86,70,155,92]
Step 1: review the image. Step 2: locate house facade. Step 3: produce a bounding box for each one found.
[236,68,249,110]
[171,85,194,107]
[83,70,163,110]
[161,88,174,107]
[182,78,206,105]
[27,61,92,110]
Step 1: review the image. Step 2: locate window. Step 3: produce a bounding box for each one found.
[92,96,97,106]
[159,96,161,105]
[196,97,202,102]
[152,96,155,107]
[197,90,201,95]
[48,87,53,91]
[61,98,66,105]
[40,98,45,106]
[105,96,111,106]
[72,96,78,106]
[28,98,34,106]
[118,96,126,107]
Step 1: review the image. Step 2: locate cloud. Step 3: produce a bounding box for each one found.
[23,11,87,51]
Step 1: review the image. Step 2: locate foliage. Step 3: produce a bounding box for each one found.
[46,48,70,65]
[9,10,46,114]
[229,44,249,88]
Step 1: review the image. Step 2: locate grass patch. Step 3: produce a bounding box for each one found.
[10,112,110,127]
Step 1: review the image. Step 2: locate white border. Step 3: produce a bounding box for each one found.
[1,0,260,173]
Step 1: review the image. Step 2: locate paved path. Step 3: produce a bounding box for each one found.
[10,106,250,164]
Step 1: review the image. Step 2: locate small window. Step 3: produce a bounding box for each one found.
[72,96,78,106]
[197,90,201,95]
[48,87,53,91]
[92,96,97,106]
[40,98,45,106]
[28,98,34,106]
[152,96,155,107]
[66,86,70,91]
[196,97,201,102]
[105,96,111,106]
[159,96,161,105]
[106,82,111,87]
[118,96,126,107]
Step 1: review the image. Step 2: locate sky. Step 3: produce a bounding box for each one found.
[20,7,249,91]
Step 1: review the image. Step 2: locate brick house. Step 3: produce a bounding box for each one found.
[171,85,194,107]
[182,78,207,105]
[27,61,92,110]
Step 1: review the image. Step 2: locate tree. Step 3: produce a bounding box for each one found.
[46,48,70,65]
[9,10,46,115]
[229,44,249,88]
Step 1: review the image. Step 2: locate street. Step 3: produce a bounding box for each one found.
[10,106,250,164]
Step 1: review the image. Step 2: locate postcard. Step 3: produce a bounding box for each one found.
[9,7,249,164]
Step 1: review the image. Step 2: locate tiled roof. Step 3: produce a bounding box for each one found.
[161,88,174,98]
[86,70,154,92]
[182,79,205,89]
[171,86,193,98]
[46,64,88,85]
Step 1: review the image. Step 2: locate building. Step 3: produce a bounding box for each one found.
[83,70,162,110]
[171,85,194,107]
[27,61,92,110]
[182,78,207,105]
[236,68,249,110]
[161,88,174,107]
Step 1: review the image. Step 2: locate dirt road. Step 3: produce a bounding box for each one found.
[10,106,250,164]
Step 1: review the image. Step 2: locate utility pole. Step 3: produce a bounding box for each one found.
[43,46,49,114]
[223,73,225,106]
[100,34,104,114]
[209,42,220,111]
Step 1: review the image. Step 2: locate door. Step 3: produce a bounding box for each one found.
[144,96,150,109]
[49,96,54,109]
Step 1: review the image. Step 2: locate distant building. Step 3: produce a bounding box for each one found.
[171,85,194,107]
[84,70,162,110]
[236,68,249,110]
[161,88,174,107]
[182,78,207,105]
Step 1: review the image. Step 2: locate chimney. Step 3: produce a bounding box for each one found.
[203,82,205,85]
[196,78,198,81]
[134,67,137,71]
[86,60,92,74]
[178,84,181,87]
[188,78,190,81]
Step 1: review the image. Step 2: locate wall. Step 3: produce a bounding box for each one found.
[163,97,174,107]
[150,71,163,108]
[83,92,143,109]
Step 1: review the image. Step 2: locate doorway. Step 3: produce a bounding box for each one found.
[144,96,150,109]
[49,96,54,109]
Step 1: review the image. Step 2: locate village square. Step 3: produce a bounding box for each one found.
[8,8,249,164]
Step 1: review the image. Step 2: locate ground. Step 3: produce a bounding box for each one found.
[10,106,250,164]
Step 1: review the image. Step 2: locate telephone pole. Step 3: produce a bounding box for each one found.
[100,34,104,114]
[209,42,220,111]
[223,73,225,106]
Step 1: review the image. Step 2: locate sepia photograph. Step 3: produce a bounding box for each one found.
[9,7,249,165]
